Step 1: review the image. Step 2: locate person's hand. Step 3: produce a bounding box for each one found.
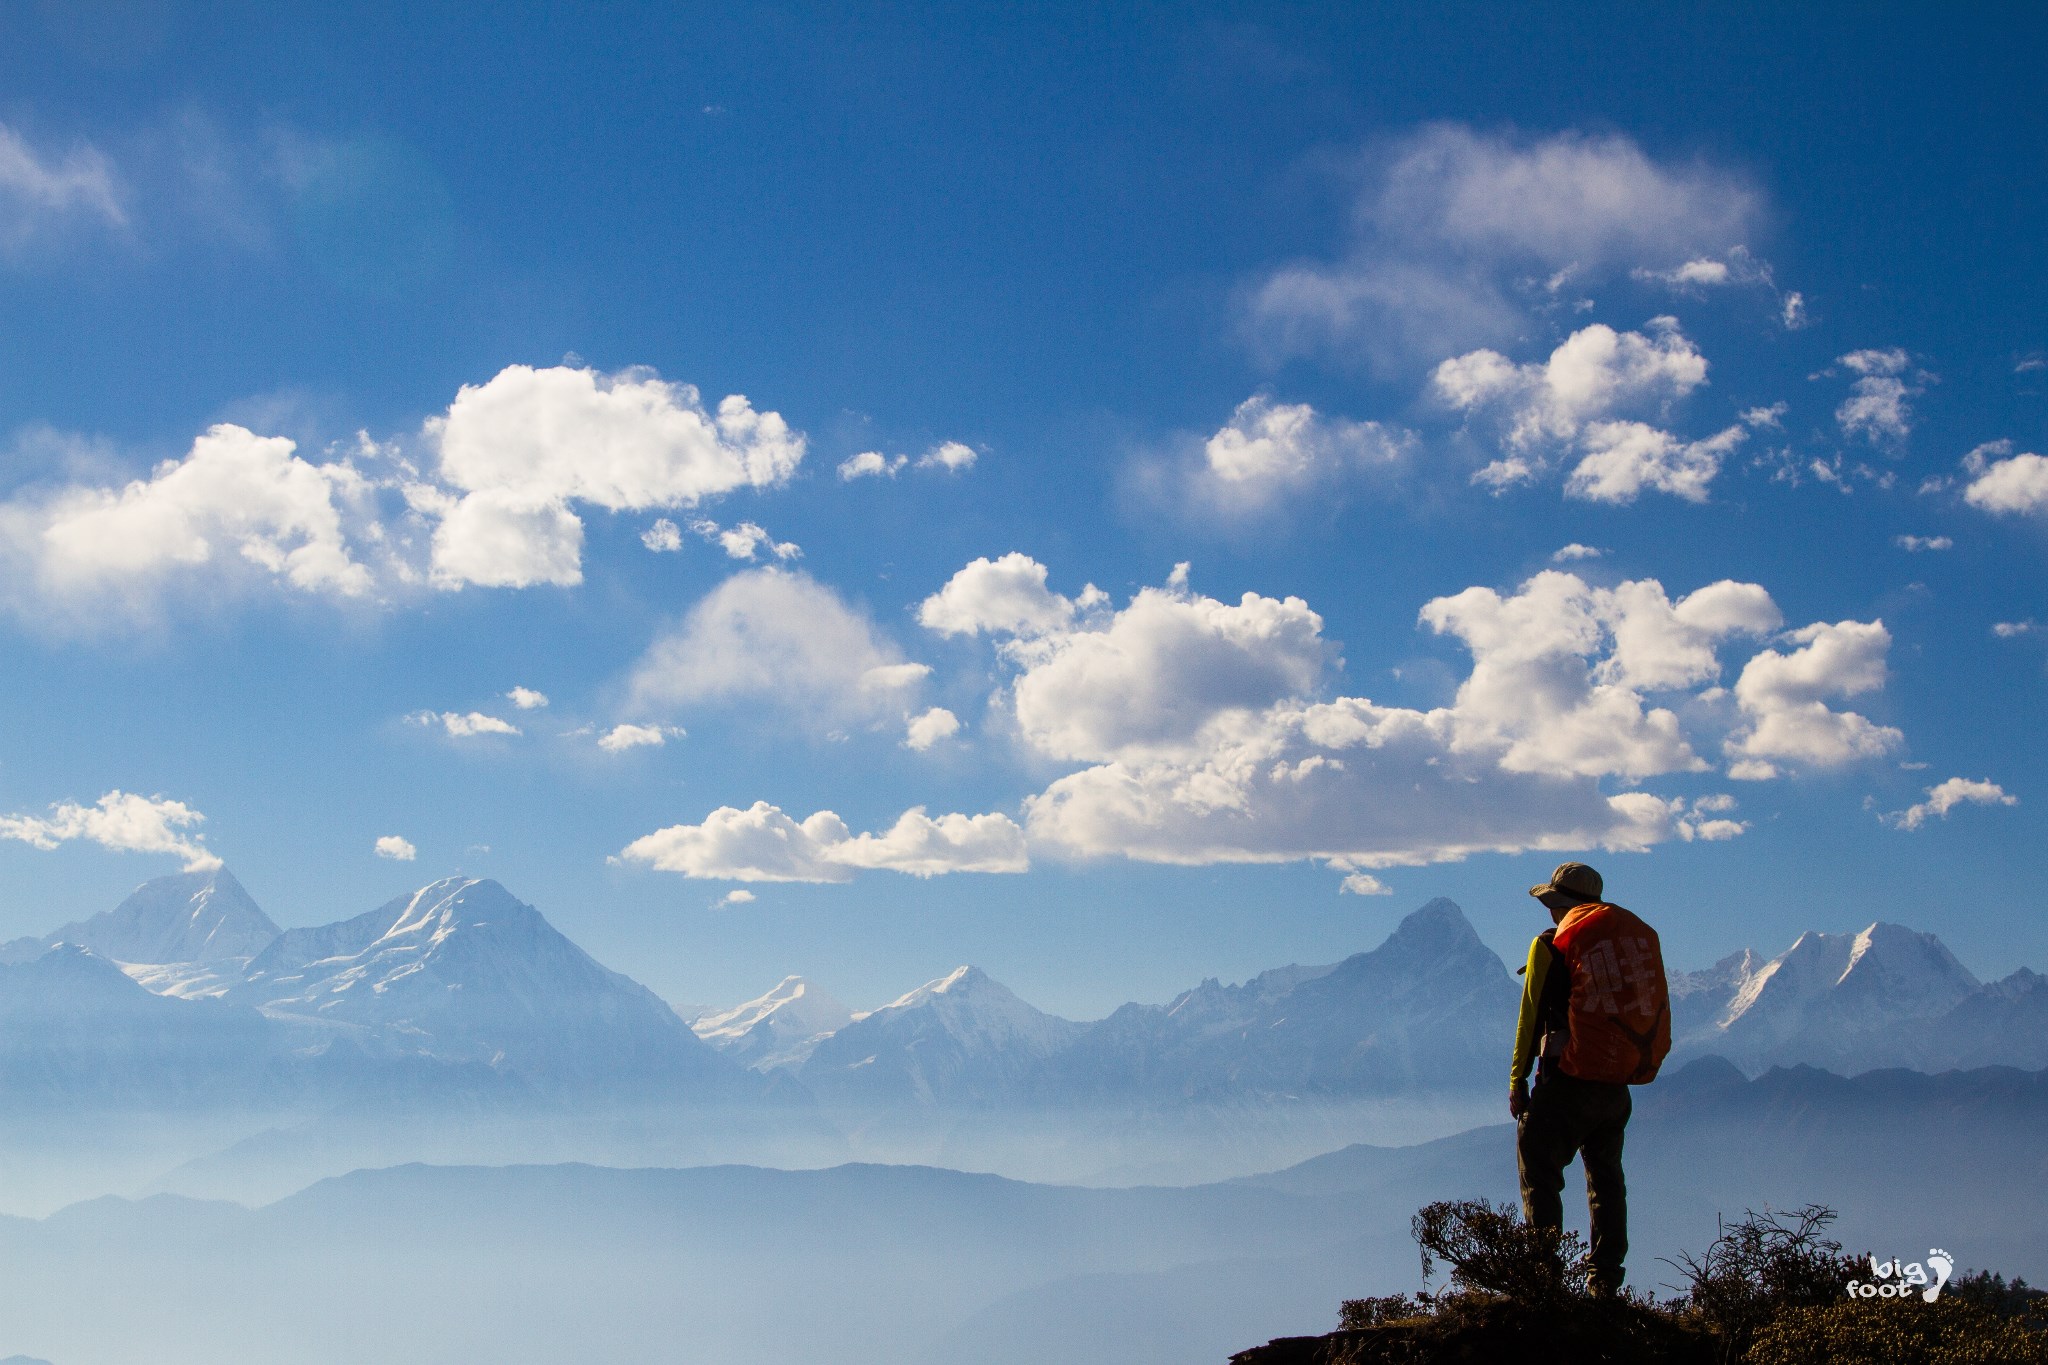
[1509,1085,1528,1120]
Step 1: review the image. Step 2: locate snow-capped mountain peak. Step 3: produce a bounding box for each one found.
[1720,921,1979,1028]
[863,964,982,1017]
[229,877,739,1092]
[693,975,854,1071]
[26,867,282,968]
[368,877,544,951]
[1674,920,1986,1073]
[851,966,1077,1052]
[798,965,1083,1106]
[697,975,850,1039]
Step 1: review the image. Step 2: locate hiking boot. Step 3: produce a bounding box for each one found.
[1585,1271,1622,1300]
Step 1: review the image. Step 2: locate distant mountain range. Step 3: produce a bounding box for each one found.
[702,895,2048,1098]
[1670,921,2048,1073]
[0,870,753,1112]
[0,867,2041,1131]
[701,899,1518,1115]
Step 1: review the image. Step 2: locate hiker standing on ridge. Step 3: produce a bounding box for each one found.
[1508,862,1671,1298]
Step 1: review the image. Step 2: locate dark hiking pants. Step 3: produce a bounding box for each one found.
[1517,1069,1632,1290]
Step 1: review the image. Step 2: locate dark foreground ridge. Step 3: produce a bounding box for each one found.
[1231,1202,2048,1365]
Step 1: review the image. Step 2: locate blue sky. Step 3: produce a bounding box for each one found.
[0,1,2042,1018]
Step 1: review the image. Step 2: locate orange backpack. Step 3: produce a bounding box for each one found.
[1550,903,1671,1085]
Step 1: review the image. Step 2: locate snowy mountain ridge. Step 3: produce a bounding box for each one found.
[2,868,2044,1116]
[692,975,853,1071]
[227,876,739,1091]
[1670,920,2014,1072]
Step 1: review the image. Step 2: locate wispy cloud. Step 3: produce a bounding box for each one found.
[1883,777,2016,830]
[1245,124,1763,370]
[0,122,125,254]
[626,568,929,728]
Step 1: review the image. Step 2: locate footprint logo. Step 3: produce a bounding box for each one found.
[1924,1249,1953,1303]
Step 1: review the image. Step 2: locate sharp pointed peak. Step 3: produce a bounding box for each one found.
[127,863,240,889]
[862,965,1007,1017]
[368,876,549,947]
[1382,897,1481,947]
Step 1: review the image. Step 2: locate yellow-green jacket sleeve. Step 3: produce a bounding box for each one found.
[1510,935,1550,1091]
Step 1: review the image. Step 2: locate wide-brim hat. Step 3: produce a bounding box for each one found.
[1530,861,1603,903]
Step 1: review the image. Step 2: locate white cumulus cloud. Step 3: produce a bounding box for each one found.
[918,441,978,472]
[1566,420,1746,504]
[0,423,378,617]
[597,723,684,754]
[1724,621,1902,778]
[837,451,907,480]
[0,362,812,624]
[641,518,684,552]
[619,800,1027,882]
[1675,794,1747,841]
[1022,697,1686,871]
[409,710,521,738]
[1433,318,1709,451]
[687,517,801,561]
[1472,455,1539,491]
[1883,777,2017,831]
[0,790,219,870]
[1419,572,1778,779]
[1962,449,2048,515]
[904,707,961,751]
[506,686,549,709]
[374,835,417,861]
[917,552,1083,639]
[422,364,804,588]
[932,561,1820,877]
[1004,570,1330,765]
[1182,395,1414,509]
